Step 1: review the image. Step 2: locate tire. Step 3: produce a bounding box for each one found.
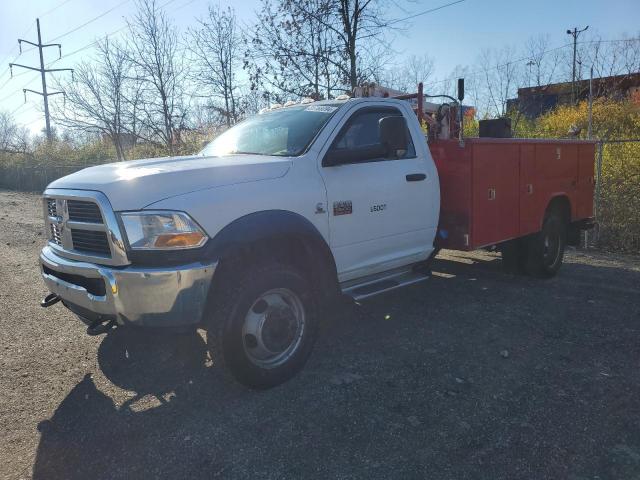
[524,211,567,278]
[206,263,318,389]
[500,239,527,274]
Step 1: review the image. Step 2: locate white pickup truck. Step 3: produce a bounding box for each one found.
[39,91,595,388]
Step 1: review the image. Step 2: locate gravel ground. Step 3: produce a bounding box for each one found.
[1,188,640,480]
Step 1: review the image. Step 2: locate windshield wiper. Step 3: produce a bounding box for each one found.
[228,150,266,155]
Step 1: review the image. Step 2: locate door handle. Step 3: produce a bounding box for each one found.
[406,173,426,182]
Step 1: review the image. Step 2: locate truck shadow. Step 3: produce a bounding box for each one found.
[32,328,242,480]
[31,253,640,480]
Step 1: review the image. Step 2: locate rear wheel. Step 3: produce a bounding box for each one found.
[206,263,318,389]
[524,211,567,278]
[500,239,527,274]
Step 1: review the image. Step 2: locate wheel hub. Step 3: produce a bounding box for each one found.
[261,307,298,353]
[242,288,305,368]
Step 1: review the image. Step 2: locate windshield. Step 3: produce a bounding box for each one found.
[200,104,340,157]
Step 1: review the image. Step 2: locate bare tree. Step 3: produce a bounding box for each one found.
[381,53,435,92]
[555,31,640,100]
[126,0,186,153]
[477,46,522,117]
[404,54,435,88]
[53,38,131,160]
[188,5,242,126]
[334,0,390,89]
[247,0,344,100]
[524,34,561,87]
[0,111,29,154]
[582,33,640,81]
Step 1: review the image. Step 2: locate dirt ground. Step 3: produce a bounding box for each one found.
[1,188,640,480]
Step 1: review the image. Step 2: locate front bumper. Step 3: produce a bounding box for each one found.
[39,246,217,328]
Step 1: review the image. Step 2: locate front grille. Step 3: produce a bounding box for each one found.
[47,199,57,217]
[71,229,111,256]
[67,200,103,223]
[50,224,62,246]
[44,192,127,265]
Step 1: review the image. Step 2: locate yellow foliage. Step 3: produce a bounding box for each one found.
[508,99,640,252]
[511,98,640,140]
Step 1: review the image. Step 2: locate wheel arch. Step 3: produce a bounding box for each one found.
[545,194,571,225]
[208,210,340,301]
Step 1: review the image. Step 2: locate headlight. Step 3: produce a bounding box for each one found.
[119,211,207,250]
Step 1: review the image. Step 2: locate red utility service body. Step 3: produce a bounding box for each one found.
[429,137,596,251]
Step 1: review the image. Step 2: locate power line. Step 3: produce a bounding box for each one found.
[0,75,14,92]
[2,0,182,105]
[19,0,131,56]
[45,0,185,66]
[10,102,29,117]
[423,42,574,90]
[47,0,132,43]
[421,35,640,94]
[0,73,41,104]
[48,26,129,66]
[387,0,467,26]
[40,0,76,18]
[0,22,36,81]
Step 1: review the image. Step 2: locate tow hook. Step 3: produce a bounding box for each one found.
[86,318,117,336]
[41,293,61,308]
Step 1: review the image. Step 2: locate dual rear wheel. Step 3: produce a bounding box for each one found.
[502,210,567,278]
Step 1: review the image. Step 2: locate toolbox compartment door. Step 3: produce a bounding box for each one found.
[471,143,520,247]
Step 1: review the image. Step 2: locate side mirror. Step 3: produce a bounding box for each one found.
[457,78,465,102]
[379,116,407,156]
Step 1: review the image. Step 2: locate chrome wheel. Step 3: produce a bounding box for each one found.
[241,288,306,368]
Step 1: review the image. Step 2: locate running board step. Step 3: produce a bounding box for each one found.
[342,270,430,301]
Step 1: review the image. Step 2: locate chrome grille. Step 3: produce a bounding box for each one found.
[70,229,111,256]
[43,190,129,266]
[50,223,62,246]
[47,199,57,217]
[67,200,103,223]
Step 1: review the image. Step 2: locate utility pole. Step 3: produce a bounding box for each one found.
[566,25,588,104]
[9,18,73,141]
[526,60,535,88]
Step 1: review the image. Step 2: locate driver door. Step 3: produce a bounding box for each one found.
[319,105,433,282]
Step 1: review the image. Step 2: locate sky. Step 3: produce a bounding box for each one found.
[0,0,638,135]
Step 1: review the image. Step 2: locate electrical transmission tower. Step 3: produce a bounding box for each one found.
[9,18,73,141]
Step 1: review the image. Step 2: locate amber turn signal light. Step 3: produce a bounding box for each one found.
[154,232,205,248]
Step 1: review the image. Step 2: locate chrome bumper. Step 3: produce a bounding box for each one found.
[40,246,217,328]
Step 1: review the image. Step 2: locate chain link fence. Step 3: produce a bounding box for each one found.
[1,139,639,253]
[0,164,96,192]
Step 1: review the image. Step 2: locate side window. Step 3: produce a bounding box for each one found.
[332,108,416,160]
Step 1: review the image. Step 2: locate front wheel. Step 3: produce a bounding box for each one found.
[206,264,318,389]
[524,211,567,278]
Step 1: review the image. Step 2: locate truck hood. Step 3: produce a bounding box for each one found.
[48,154,292,210]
